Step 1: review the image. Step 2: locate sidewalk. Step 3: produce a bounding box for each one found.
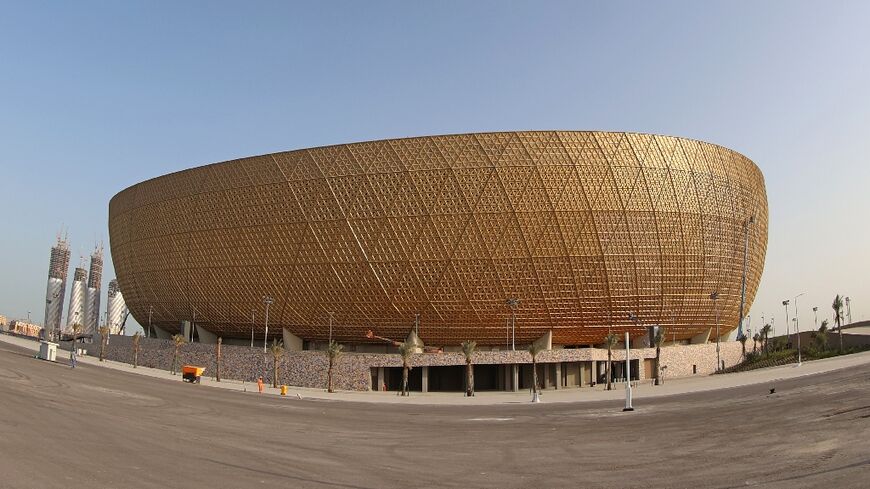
[3,332,870,405]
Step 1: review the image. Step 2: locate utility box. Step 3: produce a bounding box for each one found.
[38,341,58,362]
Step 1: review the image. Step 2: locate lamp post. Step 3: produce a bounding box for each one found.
[148,305,153,338]
[328,311,334,345]
[737,215,755,339]
[710,291,720,372]
[782,300,790,342]
[506,298,519,350]
[27,311,31,323]
[813,306,818,330]
[250,309,255,348]
[263,296,273,353]
[623,330,633,412]
[792,317,802,366]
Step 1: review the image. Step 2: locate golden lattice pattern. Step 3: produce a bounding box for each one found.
[109,132,768,346]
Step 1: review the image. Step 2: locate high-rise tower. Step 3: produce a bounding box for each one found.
[106,279,128,334]
[67,263,88,332]
[84,246,103,333]
[43,233,71,340]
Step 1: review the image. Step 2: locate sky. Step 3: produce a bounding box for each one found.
[1,1,869,337]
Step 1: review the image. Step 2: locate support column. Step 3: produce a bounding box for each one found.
[422,366,429,393]
[512,364,519,392]
[377,367,385,392]
[153,325,171,339]
[555,363,562,390]
[282,328,303,351]
[195,324,218,344]
[181,320,192,342]
[544,363,550,390]
[590,361,598,386]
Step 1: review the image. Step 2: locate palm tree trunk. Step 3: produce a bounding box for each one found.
[133,349,138,368]
[173,347,178,375]
[273,357,278,388]
[328,358,334,393]
[466,361,473,396]
[838,324,844,352]
[532,359,538,396]
[402,366,409,396]
[606,351,612,391]
[654,346,661,386]
[216,338,221,382]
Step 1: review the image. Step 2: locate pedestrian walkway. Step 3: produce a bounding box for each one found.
[3,332,870,405]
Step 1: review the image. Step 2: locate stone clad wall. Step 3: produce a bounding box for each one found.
[91,335,747,391]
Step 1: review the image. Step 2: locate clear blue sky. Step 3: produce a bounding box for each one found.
[2,1,869,335]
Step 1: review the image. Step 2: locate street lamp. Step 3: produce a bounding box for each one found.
[250,309,256,348]
[148,305,153,339]
[782,300,790,339]
[505,298,519,350]
[794,292,805,353]
[328,311,335,345]
[792,317,802,366]
[813,306,818,330]
[710,291,720,372]
[737,215,755,339]
[263,296,274,353]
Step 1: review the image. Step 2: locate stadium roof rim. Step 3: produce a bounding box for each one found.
[114,130,757,196]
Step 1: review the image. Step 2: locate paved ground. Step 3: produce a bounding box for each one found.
[1,339,869,488]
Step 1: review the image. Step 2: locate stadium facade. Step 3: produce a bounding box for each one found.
[108,132,767,352]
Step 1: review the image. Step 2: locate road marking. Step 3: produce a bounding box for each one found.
[466,417,514,421]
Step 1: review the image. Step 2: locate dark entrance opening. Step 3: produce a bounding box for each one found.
[385,367,422,392]
[428,365,464,391]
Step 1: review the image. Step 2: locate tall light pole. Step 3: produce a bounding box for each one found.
[782,300,790,341]
[191,307,196,343]
[845,297,852,324]
[250,309,255,348]
[27,311,31,323]
[623,330,633,412]
[506,298,519,350]
[328,311,334,345]
[737,215,755,339]
[813,306,818,330]
[148,305,153,339]
[710,291,720,372]
[794,292,805,352]
[263,296,273,353]
[793,317,802,366]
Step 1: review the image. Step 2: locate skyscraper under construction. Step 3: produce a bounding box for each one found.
[43,233,71,340]
[84,246,103,333]
[106,279,127,334]
[67,264,88,332]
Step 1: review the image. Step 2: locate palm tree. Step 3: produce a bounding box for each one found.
[833,294,845,353]
[528,341,545,402]
[752,332,760,354]
[215,337,222,382]
[604,333,619,391]
[738,333,748,359]
[171,334,185,375]
[461,340,477,397]
[398,342,414,396]
[326,340,344,393]
[653,328,666,385]
[98,325,110,362]
[760,323,772,353]
[131,331,142,368]
[268,339,284,388]
[814,319,830,352]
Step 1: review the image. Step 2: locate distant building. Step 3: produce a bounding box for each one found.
[106,279,127,334]
[9,319,41,338]
[43,233,71,339]
[0,314,8,331]
[84,246,103,333]
[67,266,88,331]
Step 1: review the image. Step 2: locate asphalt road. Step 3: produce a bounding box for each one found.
[1,341,869,489]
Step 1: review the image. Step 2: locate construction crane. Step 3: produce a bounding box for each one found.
[365,330,443,353]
